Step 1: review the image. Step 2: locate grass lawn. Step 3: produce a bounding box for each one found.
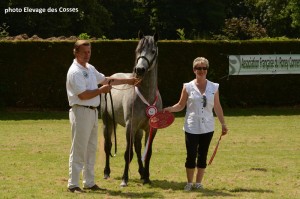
[0,107,299,199]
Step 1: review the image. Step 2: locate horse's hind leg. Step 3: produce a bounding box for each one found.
[102,112,114,179]
[134,129,144,180]
[120,125,135,187]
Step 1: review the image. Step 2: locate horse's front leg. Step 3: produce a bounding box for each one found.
[120,125,135,187]
[134,129,144,180]
[143,128,157,184]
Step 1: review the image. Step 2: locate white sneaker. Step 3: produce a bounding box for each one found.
[184,183,193,191]
[194,183,204,189]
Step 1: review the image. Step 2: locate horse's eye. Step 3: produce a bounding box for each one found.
[152,49,156,54]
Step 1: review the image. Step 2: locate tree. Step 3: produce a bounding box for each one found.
[101,0,150,39]
[145,0,230,39]
[249,0,300,38]
[2,0,299,39]
[225,0,257,19]
[214,17,267,40]
[288,0,300,29]
[220,0,300,39]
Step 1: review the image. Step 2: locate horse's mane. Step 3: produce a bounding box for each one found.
[135,36,154,55]
[135,37,146,54]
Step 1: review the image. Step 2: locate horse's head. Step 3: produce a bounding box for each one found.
[133,31,159,78]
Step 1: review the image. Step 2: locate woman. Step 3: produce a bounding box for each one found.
[164,57,228,191]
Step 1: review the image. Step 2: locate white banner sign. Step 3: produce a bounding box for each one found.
[229,54,300,75]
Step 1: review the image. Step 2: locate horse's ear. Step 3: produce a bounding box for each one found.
[153,32,159,42]
[138,30,144,39]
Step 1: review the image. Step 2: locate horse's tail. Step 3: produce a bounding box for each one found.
[109,91,117,156]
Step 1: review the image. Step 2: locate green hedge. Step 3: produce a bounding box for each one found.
[0,40,300,110]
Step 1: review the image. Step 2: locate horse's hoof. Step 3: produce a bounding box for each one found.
[104,174,110,179]
[120,180,128,187]
[143,179,152,185]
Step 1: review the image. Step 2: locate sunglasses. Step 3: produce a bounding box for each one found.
[202,95,207,107]
[194,67,208,71]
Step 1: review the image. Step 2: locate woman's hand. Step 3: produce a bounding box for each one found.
[163,107,172,112]
[221,124,228,135]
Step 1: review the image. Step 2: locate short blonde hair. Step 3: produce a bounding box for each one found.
[193,57,209,68]
[73,40,91,55]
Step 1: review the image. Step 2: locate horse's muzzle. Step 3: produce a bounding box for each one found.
[134,67,146,77]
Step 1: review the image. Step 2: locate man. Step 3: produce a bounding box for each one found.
[66,40,138,193]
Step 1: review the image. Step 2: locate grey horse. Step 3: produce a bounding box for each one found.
[101,32,162,187]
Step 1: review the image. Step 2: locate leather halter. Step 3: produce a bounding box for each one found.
[136,47,158,72]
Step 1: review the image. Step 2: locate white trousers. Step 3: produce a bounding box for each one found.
[68,106,98,188]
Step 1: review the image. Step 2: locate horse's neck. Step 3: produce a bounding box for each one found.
[137,66,158,103]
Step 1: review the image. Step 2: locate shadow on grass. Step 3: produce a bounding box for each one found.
[91,177,164,198]
[83,188,163,198]
[95,177,274,198]
[228,187,274,193]
[150,179,234,197]
[150,179,274,197]
[198,187,273,197]
[105,190,164,198]
[102,178,235,198]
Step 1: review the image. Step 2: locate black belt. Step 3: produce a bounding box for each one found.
[74,104,98,110]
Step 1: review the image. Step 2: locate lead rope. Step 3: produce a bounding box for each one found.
[110,79,142,91]
[208,134,223,165]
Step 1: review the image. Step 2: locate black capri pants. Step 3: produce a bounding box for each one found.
[185,131,214,169]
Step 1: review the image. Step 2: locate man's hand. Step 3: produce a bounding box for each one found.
[130,77,141,85]
[99,84,112,93]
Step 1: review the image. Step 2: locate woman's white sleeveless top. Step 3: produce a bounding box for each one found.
[183,80,219,134]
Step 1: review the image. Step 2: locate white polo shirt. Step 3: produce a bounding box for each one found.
[183,80,219,134]
[66,59,105,107]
